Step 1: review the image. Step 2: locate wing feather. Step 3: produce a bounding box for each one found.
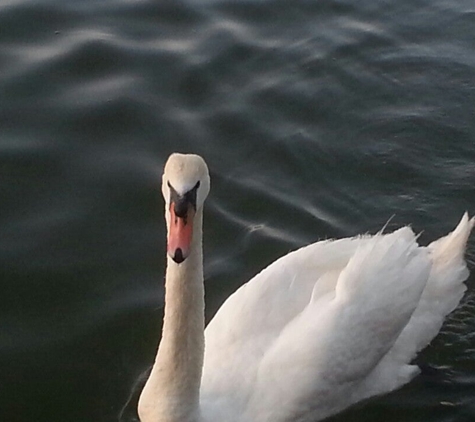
[200,217,472,422]
[201,230,431,421]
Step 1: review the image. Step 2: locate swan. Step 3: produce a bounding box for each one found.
[138,153,473,422]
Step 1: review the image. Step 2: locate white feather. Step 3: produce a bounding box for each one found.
[200,215,473,422]
[140,154,474,422]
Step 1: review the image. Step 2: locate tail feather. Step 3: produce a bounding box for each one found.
[428,212,474,267]
[393,213,473,362]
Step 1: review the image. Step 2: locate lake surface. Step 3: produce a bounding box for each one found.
[1,0,475,421]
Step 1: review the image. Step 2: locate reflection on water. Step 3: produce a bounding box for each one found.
[1,0,474,421]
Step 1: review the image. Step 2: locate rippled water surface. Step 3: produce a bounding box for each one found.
[1,0,475,421]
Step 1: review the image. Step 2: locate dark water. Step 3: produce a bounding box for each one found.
[1,0,475,421]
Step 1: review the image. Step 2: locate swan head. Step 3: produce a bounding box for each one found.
[162,153,210,264]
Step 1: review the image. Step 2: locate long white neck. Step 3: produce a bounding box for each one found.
[138,210,205,422]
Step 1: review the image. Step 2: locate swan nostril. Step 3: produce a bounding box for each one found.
[173,248,185,263]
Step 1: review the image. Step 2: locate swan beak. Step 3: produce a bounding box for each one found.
[167,200,195,264]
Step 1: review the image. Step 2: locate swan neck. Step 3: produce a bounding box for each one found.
[139,210,204,422]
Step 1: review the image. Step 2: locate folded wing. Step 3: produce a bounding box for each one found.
[200,215,473,422]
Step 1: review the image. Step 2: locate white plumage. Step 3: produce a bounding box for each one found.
[201,215,473,422]
[138,154,473,422]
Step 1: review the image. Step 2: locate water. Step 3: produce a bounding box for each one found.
[1,0,475,421]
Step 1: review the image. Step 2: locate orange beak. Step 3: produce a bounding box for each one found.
[167,202,195,263]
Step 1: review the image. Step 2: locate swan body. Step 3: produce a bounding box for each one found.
[138,153,473,422]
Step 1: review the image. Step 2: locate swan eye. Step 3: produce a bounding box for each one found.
[184,182,200,210]
[167,180,199,194]
[167,180,200,215]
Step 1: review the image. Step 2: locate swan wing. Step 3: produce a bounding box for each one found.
[201,228,426,421]
[201,216,472,422]
[353,213,474,401]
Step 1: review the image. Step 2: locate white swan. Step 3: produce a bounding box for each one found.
[138,153,473,422]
